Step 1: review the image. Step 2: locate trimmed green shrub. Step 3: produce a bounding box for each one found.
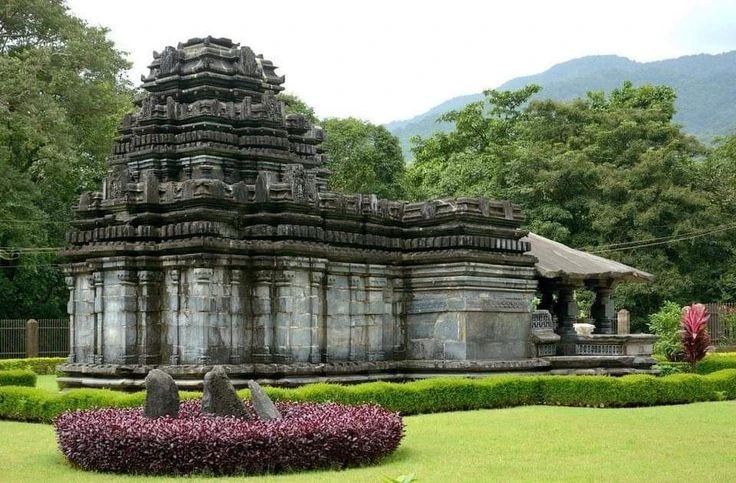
[0,369,37,387]
[695,353,736,374]
[3,370,736,423]
[0,357,66,375]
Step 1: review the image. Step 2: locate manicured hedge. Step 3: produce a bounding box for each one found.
[4,370,736,424]
[0,357,66,375]
[55,400,404,476]
[0,369,36,387]
[695,353,736,374]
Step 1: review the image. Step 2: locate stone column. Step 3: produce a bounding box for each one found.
[617,309,630,335]
[272,269,294,363]
[65,276,76,363]
[252,269,273,362]
[229,269,245,364]
[188,268,213,364]
[137,271,162,364]
[556,283,579,356]
[308,266,325,363]
[116,269,139,364]
[555,284,578,336]
[92,271,104,364]
[590,284,615,335]
[166,268,181,365]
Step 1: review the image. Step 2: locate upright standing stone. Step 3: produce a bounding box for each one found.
[248,380,282,420]
[202,365,249,418]
[617,309,630,335]
[144,369,179,418]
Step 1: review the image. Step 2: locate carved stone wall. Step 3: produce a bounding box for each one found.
[60,37,540,386]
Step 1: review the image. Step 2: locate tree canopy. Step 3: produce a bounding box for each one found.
[407,82,731,327]
[0,0,133,317]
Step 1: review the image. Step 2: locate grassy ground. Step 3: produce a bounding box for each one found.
[35,375,60,392]
[2,401,735,482]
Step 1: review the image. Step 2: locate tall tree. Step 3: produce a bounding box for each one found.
[322,117,406,199]
[407,82,723,327]
[0,0,133,317]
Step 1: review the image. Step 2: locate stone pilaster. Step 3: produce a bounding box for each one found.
[64,275,76,363]
[137,270,162,365]
[229,269,245,364]
[165,268,181,365]
[252,268,273,362]
[92,271,104,364]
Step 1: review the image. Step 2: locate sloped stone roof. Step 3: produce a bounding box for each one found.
[523,232,654,283]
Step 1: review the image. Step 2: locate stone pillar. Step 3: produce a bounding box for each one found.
[137,271,162,365]
[25,319,39,358]
[590,284,615,335]
[252,268,273,362]
[92,271,104,364]
[308,265,325,363]
[114,269,139,364]
[348,274,368,361]
[617,309,630,335]
[165,268,181,365]
[229,269,245,364]
[65,276,76,362]
[556,283,580,356]
[187,267,213,364]
[555,284,578,336]
[272,269,294,363]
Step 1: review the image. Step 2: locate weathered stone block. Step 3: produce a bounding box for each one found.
[247,380,281,420]
[202,365,248,418]
[144,369,179,418]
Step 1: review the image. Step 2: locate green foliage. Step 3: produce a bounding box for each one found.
[694,353,736,374]
[3,371,736,423]
[0,369,37,387]
[278,92,319,125]
[0,357,66,375]
[322,117,406,199]
[405,81,729,326]
[649,301,684,360]
[0,0,133,318]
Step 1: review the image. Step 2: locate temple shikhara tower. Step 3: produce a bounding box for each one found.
[59,37,654,389]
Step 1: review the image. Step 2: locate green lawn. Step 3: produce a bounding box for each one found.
[35,375,60,393]
[2,401,736,482]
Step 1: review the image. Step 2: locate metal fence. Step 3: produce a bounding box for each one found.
[705,303,736,346]
[0,318,69,359]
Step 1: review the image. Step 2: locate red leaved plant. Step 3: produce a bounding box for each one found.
[680,303,711,366]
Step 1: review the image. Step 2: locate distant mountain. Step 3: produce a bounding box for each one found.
[386,52,736,159]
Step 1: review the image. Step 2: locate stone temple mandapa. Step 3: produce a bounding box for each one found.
[59,37,655,389]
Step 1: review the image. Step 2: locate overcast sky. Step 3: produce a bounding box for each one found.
[66,0,736,125]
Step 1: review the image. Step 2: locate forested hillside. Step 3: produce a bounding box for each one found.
[387,52,736,158]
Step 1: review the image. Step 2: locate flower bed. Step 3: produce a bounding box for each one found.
[54,400,404,476]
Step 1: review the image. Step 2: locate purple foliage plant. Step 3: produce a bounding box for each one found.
[680,303,711,367]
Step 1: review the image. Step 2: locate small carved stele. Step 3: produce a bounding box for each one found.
[143,369,179,418]
[201,365,249,418]
[247,380,282,420]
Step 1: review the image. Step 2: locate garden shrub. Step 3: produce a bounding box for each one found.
[4,370,736,423]
[649,301,684,361]
[0,369,37,387]
[695,353,736,374]
[55,400,404,476]
[680,303,711,366]
[0,357,66,375]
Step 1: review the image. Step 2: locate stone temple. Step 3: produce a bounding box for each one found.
[59,37,655,389]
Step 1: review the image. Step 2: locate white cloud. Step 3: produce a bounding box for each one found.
[66,0,735,124]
